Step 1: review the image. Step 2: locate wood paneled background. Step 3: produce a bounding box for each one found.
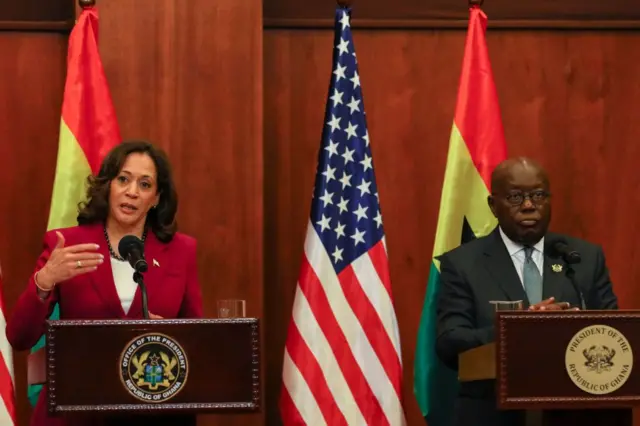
[264,0,640,28]
[0,1,73,424]
[264,1,640,426]
[2,0,640,426]
[0,0,263,425]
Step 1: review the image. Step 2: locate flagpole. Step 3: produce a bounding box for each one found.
[336,0,351,7]
[469,0,484,6]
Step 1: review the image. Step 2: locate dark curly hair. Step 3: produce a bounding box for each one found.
[77,140,178,242]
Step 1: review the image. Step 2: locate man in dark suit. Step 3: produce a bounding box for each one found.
[435,157,619,426]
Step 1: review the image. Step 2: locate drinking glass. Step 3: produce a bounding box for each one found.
[217,299,246,318]
[489,300,523,311]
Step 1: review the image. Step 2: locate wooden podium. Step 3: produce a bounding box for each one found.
[459,311,638,426]
[30,318,260,417]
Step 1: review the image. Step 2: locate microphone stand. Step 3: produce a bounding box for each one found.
[133,271,150,319]
[565,265,586,311]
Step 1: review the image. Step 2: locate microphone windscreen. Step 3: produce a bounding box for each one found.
[546,236,581,264]
[545,236,567,253]
[118,235,144,260]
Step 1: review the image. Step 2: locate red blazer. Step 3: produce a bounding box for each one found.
[6,223,203,426]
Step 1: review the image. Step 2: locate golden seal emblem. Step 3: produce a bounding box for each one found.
[565,325,633,395]
[119,333,189,402]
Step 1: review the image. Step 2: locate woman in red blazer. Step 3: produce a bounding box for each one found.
[6,141,203,426]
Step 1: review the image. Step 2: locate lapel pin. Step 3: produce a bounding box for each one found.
[551,264,563,273]
[153,259,160,267]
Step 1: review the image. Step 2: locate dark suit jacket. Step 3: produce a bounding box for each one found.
[435,227,618,426]
[6,223,203,426]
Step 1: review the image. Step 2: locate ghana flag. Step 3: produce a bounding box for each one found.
[413,5,507,425]
[28,3,121,406]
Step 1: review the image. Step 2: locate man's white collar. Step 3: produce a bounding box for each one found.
[499,226,544,256]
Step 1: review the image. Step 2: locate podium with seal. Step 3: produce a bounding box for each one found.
[458,311,638,426]
[28,318,261,417]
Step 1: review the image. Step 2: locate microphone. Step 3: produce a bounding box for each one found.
[118,235,148,272]
[118,235,149,319]
[546,237,586,310]
[549,238,581,265]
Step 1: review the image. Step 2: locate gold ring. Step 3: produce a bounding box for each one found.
[76,260,82,269]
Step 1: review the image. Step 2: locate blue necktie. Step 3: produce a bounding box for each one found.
[523,246,542,304]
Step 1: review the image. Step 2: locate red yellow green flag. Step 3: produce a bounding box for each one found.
[28,4,121,406]
[413,6,507,425]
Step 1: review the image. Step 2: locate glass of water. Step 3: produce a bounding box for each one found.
[489,300,523,311]
[216,299,247,318]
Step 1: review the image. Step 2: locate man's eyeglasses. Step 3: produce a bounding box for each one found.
[495,190,550,206]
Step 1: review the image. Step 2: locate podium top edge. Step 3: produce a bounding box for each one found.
[496,310,639,319]
[45,318,260,327]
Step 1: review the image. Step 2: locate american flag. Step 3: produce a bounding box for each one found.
[0,262,16,425]
[280,7,406,426]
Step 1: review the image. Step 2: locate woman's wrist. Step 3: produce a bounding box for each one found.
[34,269,55,293]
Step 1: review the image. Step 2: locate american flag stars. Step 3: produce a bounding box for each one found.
[310,10,385,272]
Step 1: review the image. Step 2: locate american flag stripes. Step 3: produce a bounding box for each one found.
[280,7,406,426]
[0,262,16,425]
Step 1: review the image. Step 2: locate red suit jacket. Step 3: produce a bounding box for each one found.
[6,223,203,426]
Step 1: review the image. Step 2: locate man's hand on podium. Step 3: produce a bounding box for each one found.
[149,312,164,319]
[528,296,580,311]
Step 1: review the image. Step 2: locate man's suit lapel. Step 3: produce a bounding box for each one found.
[482,229,530,307]
[126,231,169,318]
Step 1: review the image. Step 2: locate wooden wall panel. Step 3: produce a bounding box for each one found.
[0,0,74,30]
[264,28,640,426]
[0,33,67,426]
[0,6,70,426]
[97,1,263,425]
[265,0,640,28]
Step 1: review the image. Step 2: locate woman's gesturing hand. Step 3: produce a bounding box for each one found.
[36,231,104,290]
